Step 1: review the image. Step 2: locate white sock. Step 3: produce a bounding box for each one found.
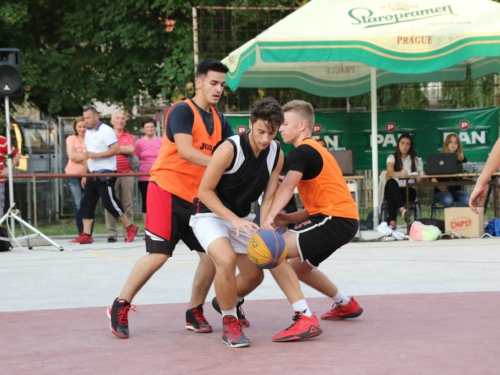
[292,299,312,317]
[221,307,237,318]
[332,291,350,305]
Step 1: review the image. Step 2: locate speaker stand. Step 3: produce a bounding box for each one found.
[1,96,64,251]
[0,204,63,251]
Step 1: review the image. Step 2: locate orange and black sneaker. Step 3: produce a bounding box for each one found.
[272,312,323,342]
[222,315,250,348]
[69,232,93,244]
[321,297,363,320]
[212,296,250,327]
[107,298,136,339]
[185,305,213,333]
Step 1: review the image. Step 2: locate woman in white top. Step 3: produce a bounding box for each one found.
[384,133,422,229]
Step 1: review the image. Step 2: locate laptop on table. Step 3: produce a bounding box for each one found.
[425,153,458,174]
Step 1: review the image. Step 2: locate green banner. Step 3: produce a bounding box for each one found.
[226,107,499,170]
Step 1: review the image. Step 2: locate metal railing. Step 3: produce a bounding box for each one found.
[12,172,149,227]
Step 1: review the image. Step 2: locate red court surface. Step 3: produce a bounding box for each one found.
[2,292,499,375]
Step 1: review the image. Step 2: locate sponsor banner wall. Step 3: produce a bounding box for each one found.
[226,107,499,170]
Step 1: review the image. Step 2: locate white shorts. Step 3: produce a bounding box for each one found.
[189,213,256,254]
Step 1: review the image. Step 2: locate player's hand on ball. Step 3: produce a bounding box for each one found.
[232,217,259,237]
[273,212,289,228]
[260,218,275,231]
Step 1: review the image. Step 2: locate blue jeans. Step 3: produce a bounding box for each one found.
[434,190,470,208]
[68,178,84,234]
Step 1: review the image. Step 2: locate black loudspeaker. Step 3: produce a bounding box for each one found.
[0,48,22,97]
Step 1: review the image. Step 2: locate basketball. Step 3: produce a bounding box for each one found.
[247,230,287,269]
[274,225,288,235]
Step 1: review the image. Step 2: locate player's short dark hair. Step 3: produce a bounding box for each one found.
[196,58,229,77]
[83,106,99,115]
[250,97,284,132]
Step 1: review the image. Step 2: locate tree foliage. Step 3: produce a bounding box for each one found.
[1,0,197,115]
[0,0,304,116]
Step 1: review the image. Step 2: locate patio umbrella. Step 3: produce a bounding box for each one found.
[222,0,500,223]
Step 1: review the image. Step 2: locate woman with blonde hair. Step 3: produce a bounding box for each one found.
[65,116,87,234]
[431,133,470,208]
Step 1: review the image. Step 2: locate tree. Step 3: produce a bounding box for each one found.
[0,0,305,116]
[0,0,198,115]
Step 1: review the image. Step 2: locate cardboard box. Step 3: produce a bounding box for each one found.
[444,207,484,238]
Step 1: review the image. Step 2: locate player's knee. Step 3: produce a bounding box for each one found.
[147,253,169,268]
[212,253,237,274]
[253,269,264,286]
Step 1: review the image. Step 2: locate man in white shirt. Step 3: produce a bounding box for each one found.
[70,107,138,244]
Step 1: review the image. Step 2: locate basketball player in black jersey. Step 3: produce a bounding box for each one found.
[191,97,322,348]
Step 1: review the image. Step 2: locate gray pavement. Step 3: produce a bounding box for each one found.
[2,230,500,312]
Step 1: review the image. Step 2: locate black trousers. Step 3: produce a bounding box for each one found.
[80,176,125,220]
[138,181,149,214]
[384,178,416,222]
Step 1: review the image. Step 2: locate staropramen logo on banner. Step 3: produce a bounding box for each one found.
[348,4,456,28]
[437,121,492,151]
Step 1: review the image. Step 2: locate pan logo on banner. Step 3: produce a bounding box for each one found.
[313,129,343,150]
[368,122,417,149]
[438,121,492,150]
[312,124,322,134]
[226,107,499,170]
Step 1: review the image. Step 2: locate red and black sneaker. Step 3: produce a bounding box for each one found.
[185,305,213,333]
[222,315,250,348]
[69,232,93,244]
[212,296,250,327]
[321,297,363,320]
[272,312,323,342]
[107,298,136,339]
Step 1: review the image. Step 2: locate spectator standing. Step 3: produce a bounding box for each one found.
[70,107,138,244]
[0,134,21,215]
[65,116,87,234]
[134,117,162,223]
[105,111,136,243]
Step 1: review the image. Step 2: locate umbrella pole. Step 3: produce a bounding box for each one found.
[371,67,379,228]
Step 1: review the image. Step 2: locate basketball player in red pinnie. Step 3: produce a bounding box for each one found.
[261,100,363,326]
[191,97,323,348]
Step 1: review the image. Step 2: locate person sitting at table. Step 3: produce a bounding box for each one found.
[384,133,422,229]
[430,133,470,208]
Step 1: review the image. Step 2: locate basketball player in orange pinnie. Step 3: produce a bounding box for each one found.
[108,59,234,339]
[261,100,364,324]
[191,97,323,347]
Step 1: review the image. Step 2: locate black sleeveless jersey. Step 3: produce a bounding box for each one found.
[195,133,280,218]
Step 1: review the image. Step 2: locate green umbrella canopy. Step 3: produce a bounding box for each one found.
[223,0,500,98]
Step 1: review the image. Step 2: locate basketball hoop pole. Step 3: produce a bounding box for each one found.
[0,96,64,251]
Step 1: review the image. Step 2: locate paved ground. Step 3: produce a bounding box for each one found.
[1,230,500,374]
